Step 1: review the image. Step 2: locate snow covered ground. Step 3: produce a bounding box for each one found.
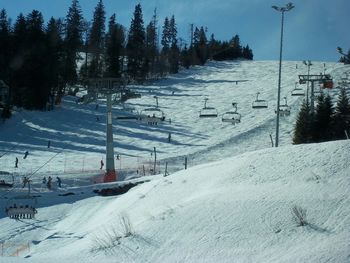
[0,60,349,262]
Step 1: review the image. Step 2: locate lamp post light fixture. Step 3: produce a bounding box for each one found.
[272,2,294,147]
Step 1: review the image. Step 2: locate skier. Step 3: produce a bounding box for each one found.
[23,151,29,159]
[56,177,62,188]
[168,132,172,143]
[100,159,104,170]
[15,157,18,168]
[42,176,47,184]
[47,176,52,190]
[22,176,29,188]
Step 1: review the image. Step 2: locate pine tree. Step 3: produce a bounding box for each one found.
[180,45,191,69]
[231,34,242,58]
[193,26,208,65]
[46,17,64,99]
[126,3,146,81]
[88,0,105,78]
[161,16,170,52]
[168,15,179,73]
[242,44,253,60]
[64,0,84,87]
[145,9,159,77]
[333,88,350,139]
[313,93,333,142]
[0,9,11,82]
[105,14,125,77]
[24,10,49,110]
[10,13,27,107]
[293,99,313,144]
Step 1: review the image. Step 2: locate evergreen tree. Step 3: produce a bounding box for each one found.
[168,15,179,73]
[339,49,350,64]
[208,34,221,60]
[0,9,11,82]
[145,9,159,77]
[64,0,84,87]
[193,26,208,65]
[180,44,191,69]
[231,34,242,58]
[313,93,333,142]
[126,3,146,81]
[293,99,313,144]
[24,10,49,109]
[46,17,64,99]
[105,14,125,77]
[10,13,27,107]
[88,0,105,78]
[242,44,253,60]
[161,16,170,52]
[333,88,350,139]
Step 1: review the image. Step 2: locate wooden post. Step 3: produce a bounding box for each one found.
[153,147,157,175]
[164,162,168,176]
[184,157,187,170]
[269,133,274,147]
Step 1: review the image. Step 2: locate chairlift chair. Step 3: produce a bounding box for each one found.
[275,97,291,116]
[0,179,13,188]
[5,178,38,220]
[222,103,241,124]
[291,82,305,97]
[140,108,165,125]
[5,195,38,219]
[252,92,268,109]
[199,98,218,118]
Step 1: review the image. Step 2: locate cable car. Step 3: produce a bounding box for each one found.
[275,97,291,116]
[252,92,268,109]
[199,98,218,118]
[222,103,241,124]
[291,82,305,96]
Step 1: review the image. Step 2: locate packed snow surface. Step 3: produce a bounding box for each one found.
[0,60,349,262]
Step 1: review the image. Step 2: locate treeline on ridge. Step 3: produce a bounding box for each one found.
[0,0,253,113]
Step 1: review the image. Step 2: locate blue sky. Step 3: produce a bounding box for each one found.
[0,0,349,62]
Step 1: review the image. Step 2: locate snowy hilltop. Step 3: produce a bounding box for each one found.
[0,60,349,262]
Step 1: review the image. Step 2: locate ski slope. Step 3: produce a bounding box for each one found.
[0,60,349,262]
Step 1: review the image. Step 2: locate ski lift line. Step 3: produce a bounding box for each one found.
[26,151,62,180]
[0,145,16,159]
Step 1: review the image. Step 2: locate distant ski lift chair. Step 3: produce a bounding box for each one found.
[291,82,305,97]
[222,102,241,124]
[5,181,38,220]
[199,98,218,118]
[0,180,13,188]
[275,97,291,116]
[252,92,268,109]
[140,108,165,125]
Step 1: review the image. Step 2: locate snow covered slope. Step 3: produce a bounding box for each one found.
[1,140,349,262]
[0,60,349,262]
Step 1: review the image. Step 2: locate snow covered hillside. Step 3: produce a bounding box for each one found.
[0,60,349,262]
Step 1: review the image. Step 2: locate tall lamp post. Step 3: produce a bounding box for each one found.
[272,2,294,147]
